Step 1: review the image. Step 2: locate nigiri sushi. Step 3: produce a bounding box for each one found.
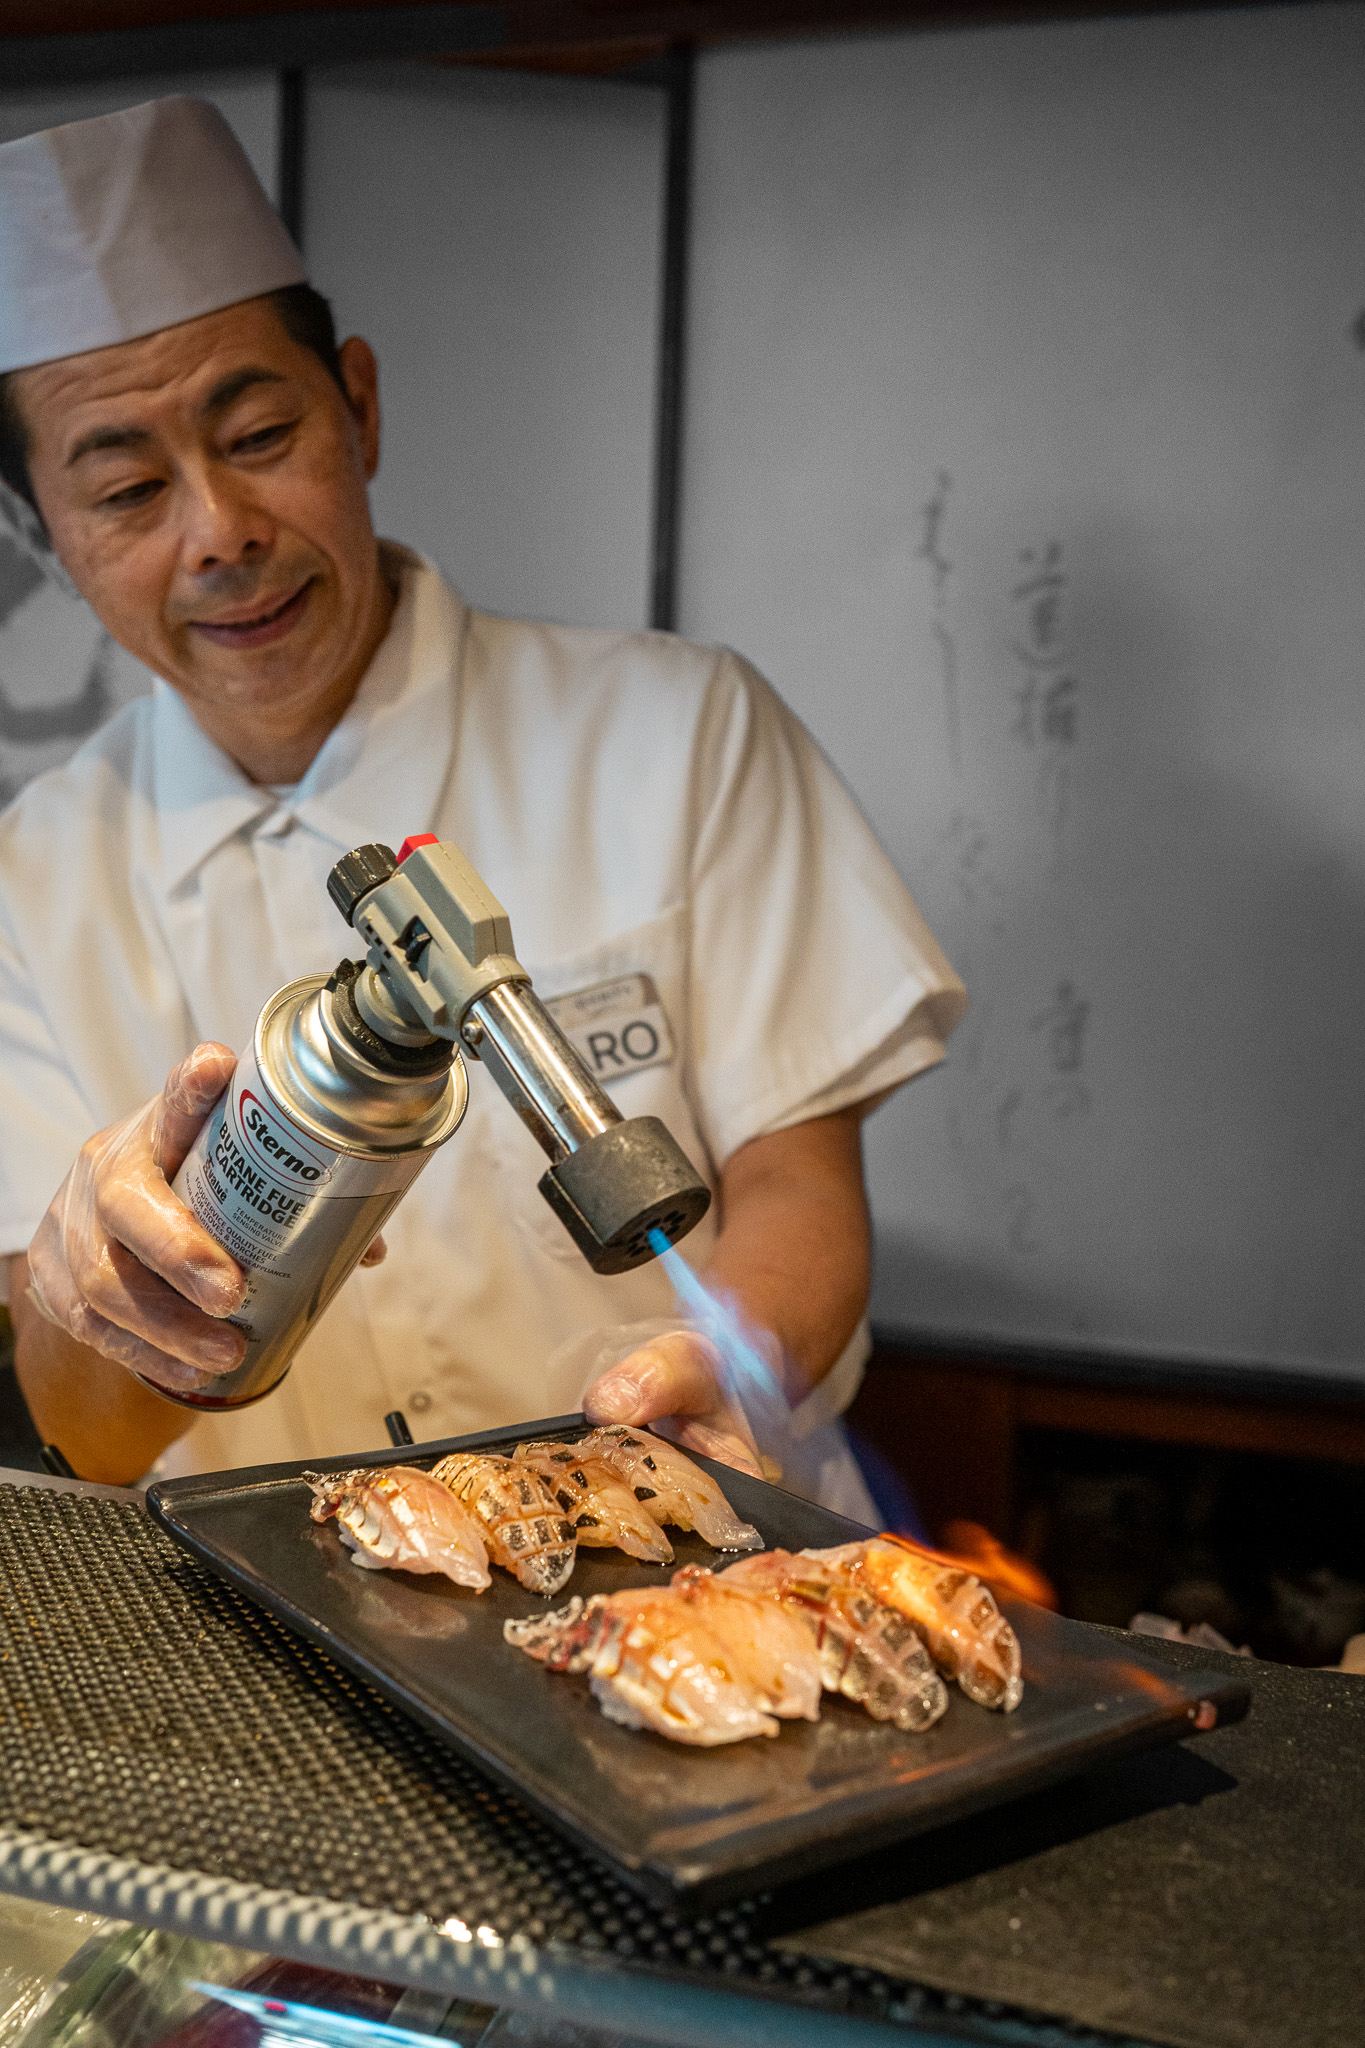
[574,1427,763,1552]
[505,1588,780,1745]
[720,1549,948,1732]
[669,1565,822,1721]
[430,1452,577,1594]
[514,1442,674,1564]
[807,1537,1023,1711]
[306,1465,491,1591]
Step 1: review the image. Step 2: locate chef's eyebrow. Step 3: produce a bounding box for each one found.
[66,424,150,467]
[65,368,289,466]
[200,366,287,417]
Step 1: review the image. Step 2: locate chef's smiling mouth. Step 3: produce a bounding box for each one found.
[189,577,315,648]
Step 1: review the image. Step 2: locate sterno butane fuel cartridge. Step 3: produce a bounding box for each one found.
[161,959,467,1409]
[155,832,708,1412]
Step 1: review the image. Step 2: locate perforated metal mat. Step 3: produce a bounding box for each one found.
[0,1480,1147,2047]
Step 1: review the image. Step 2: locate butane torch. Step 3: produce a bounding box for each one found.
[163,835,710,1410]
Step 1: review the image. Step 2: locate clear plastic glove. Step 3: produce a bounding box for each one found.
[572,1318,765,1479]
[26,1042,250,1397]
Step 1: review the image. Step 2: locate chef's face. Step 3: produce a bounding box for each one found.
[12,296,388,772]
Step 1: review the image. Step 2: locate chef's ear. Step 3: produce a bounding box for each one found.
[337,335,381,481]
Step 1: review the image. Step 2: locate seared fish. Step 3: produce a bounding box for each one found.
[505,1588,780,1745]
[514,1441,674,1564]
[720,1548,948,1731]
[807,1537,1024,1711]
[669,1565,822,1721]
[575,1427,763,1552]
[307,1465,491,1591]
[430,1452,577,1595]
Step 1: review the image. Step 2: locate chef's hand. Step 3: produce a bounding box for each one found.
[582,1330,764,1479]
[26,1043,250,1397]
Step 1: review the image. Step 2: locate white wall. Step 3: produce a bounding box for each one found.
[681,10,1365,1383]
[0,72,278,187]
[0,74,280,803]
[305,64,664,631]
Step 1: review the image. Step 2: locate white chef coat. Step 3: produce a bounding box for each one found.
[0,547,965,1499]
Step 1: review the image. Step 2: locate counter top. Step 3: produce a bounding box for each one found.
[779,1632,1364,2048]
[0,1469,1359,2048]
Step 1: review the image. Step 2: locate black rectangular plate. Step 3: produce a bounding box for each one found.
[148,1416,1251,1912]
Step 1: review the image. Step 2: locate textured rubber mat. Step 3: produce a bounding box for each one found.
[0,1480,1153,2046]
[0,1482,896,2012]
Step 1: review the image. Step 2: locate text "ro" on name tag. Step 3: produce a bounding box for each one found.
[545,973,675,1081]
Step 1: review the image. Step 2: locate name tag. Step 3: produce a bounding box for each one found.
[545,972,675,1081]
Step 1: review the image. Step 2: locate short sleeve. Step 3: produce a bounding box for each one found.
[685,652,966,1165]
[0,894,93,1262]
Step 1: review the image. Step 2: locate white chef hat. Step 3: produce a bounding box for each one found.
[0,94,306,377]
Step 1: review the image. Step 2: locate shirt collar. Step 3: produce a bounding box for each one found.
[152,547,467,892]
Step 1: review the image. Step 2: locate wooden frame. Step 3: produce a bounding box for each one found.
[852,1341,1365,1544]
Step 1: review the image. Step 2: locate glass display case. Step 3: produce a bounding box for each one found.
[0,1901,656,2048]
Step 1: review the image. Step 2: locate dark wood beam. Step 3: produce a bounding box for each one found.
[0,0,1312,87]
[649,46,693,631]
[851,1340,1365,1549]
[0,2,508,85]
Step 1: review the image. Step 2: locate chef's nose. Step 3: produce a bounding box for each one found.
[179,466,274,572]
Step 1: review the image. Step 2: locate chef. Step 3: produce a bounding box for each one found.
[0,97,965,1508]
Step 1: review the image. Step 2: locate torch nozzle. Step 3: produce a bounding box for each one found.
[329,837,710,1270]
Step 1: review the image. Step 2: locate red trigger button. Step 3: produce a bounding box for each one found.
[397,834,439,864]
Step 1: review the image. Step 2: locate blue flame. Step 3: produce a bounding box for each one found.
[648,1227,798,1472]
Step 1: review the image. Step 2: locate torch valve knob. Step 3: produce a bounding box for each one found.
[328,843,398,927]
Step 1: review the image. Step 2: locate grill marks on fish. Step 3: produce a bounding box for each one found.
[430,1452,577,1595]
[576,1427,763,1551]
[309,1444,1024,1744]
[719,1550,948,1731]
[507,1561,935,1743]
[305,1465,491,1590]
[805,1538,1024,1712]
[507,1535,1028,1743]
[307,1428,757,1592]
[513,1443,673,1565]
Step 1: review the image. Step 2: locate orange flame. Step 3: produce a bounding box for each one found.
[897,1520,1059,1610]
